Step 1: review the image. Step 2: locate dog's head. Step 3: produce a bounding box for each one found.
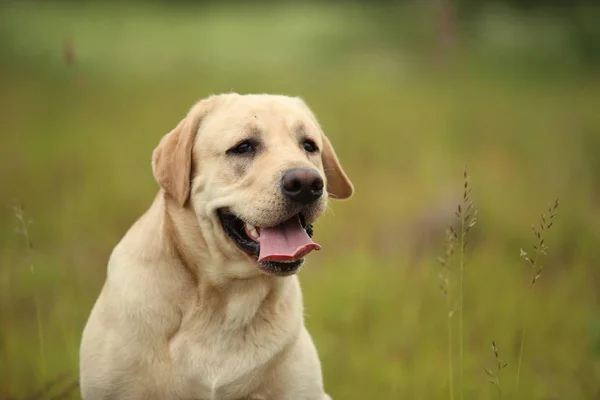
[152,93,353,277]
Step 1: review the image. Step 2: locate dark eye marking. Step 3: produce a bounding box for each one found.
[302,139,319,153]
[227,139,259,156]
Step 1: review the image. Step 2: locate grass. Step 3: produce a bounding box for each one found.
[515,198,561,398]
[458,169,478,400]
[1,1,600,399]
[12,201,47,390]
[486,341,508,399]
[438,168,478,400]
[440,173,561,400]
[438,227,456,400]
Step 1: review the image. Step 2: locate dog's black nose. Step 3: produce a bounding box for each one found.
[281,168,324,205]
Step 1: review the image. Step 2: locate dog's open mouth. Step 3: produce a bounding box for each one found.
[217,209,320,276]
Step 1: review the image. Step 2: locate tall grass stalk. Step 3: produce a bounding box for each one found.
[447,294,455,400]
[457,168,477,400]
[514,198,560,398]
[438,228,456,400]
[12,202,47,387]
[485,341,508,400]
[458,204,465,400]
[438,167,477,400]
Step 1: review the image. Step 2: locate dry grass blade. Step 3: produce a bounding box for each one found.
[12,200,47,393]
[457,166,477,400]
[437,167,478,400]
[514,198,560,399]
[12,200,34,251]
[438,226,457,400]
[485,341,508,399]
[438,227,456,298]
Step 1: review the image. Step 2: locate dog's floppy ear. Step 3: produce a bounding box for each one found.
[152,99,213,207]
[321,135,354,200]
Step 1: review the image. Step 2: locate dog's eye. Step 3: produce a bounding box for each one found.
[302,140,318,153]
[228,140,256,155]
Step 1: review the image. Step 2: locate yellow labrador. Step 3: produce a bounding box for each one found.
[79,93,353,400]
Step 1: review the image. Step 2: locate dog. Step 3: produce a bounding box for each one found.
[79,93,353,400]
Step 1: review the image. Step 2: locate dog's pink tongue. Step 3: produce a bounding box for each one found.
[258,216,321,262]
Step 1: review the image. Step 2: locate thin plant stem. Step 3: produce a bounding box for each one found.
[458,212,465,400]
[515,329,525,396]
[486,341,507,400]
[514,252,539,398]
[439,169,476,400]
[439,227,456,400]
[456,167,476,400]
[447,295,455,400]
[498,376,502,400]
[515,198,559,399]
[495,369,502,400]
[35,295,47,383]
[12,202,47,391]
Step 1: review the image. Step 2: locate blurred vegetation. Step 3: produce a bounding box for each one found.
[1,0,599,399]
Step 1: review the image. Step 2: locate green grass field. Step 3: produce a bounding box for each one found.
[1,2,600,399]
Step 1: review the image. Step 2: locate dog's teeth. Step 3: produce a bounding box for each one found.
[245,223,260,241]
[250,228,259,240]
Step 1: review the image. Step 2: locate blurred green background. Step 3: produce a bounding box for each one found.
[1,0,600,398]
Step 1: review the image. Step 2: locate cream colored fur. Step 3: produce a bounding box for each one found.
[79,93,353,400]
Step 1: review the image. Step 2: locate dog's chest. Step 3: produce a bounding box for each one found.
[167,283,300,399]
[168,330,266,399]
